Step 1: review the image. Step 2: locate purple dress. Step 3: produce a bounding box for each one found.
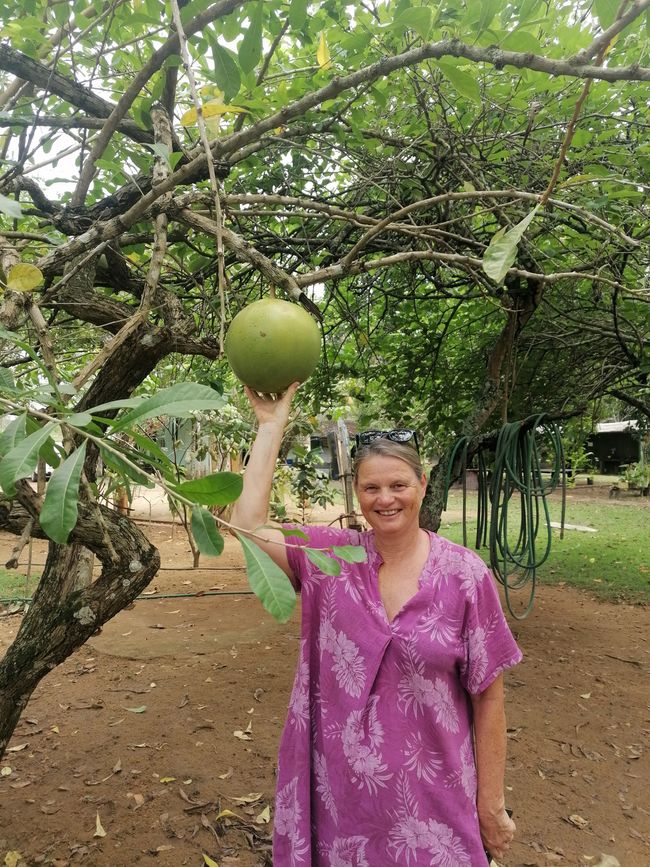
[274,525,522,866]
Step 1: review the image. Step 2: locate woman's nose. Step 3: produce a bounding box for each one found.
[376,488,394,504]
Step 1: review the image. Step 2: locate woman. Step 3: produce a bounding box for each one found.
[231,383,521,866]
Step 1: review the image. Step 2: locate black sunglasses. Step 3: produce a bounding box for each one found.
[355,429,420,453]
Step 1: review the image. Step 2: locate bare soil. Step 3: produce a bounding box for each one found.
[0,493,649,867]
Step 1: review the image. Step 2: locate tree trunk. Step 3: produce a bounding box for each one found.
[0,489,160,758]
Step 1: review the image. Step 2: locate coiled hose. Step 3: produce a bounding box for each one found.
[444,415,565,619]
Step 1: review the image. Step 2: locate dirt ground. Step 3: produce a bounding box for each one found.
[0,491,649,867]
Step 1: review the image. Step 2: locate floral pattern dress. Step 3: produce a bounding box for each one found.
[274,526,522,867]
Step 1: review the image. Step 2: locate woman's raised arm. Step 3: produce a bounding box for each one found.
[230,383,300,578]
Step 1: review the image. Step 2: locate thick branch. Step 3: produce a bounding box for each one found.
[0,44,153,144]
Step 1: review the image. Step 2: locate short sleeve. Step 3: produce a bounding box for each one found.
[459,565,522,695]
[282,523,358,590]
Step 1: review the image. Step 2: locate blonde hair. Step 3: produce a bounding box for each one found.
[353,439,424,485]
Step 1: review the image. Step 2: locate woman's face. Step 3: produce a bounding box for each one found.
[355,454,426,535]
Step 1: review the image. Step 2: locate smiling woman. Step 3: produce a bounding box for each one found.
[231,386,522,867]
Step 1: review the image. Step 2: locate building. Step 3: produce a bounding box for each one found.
[586,421,641,474]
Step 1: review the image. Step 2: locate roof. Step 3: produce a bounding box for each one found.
[595,420,639,434]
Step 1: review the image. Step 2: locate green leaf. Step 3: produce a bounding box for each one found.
[109,383,225,432]
[65,411,93,428]
[211,41,241,103]
[437,61,481,104]
[482,205,540,284]
[331,545,367,564]
[0,367,16,390]
[477,0,500,34]
[126,705,147,713]
[0,193,22,218]
[174,471,242,506]
[0,414,26,459]
[238,1,263,74]
[289,0,308,29]
[593,0,618,30]
[0,421,59,496]
[391,6,433,40]
[236,533,297,622]
[191,507,225,556]
[276,526,309,540]
[305,547,341,576]
[99,446,154,488]
[39,443,87,543]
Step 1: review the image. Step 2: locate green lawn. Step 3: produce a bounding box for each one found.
[0,566,38,602]
[438,488,650,604]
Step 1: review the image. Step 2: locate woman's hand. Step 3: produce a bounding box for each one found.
[479,805,515,862]
[244,382,300,428]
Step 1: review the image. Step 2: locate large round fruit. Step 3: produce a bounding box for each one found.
[224,298,321,393]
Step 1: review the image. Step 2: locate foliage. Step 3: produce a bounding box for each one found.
[1,0,650,752]
[289,445,337,523]
[620,462,650,492]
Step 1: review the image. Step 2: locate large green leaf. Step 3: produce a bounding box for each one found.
[332,545,367,564]
[39,442,87,543]
[482,205,540,285]
[110,383,225,432]
[0,414,26,459]
[191,507,225,556]
[236,533,296,622]
[305,547,341,576]
[210,40,241,102]
[238,1,263,74]
[174,471,243,505]
[594,0,618,30]
[437,60,481,104]
[288,0,308,29]
[391,6,433,40]
[0,421,59,496]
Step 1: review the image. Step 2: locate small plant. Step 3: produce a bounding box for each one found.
[289,445,336,523]
[620,462,650,493]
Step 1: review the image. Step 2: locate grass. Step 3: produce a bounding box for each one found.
[438,488,650,604]
[0,566,39,602]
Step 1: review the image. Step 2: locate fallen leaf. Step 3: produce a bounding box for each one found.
[6,744,28,753]
[108,718,124,727]
[215,809,239,820]
[567,813,589,829]
[203,855,219,867]
[4,851,23,867]
[255,805,271,824]
[217,768,233,780]
[233,729,252,741]
[1,767,12,777]
[50,725,60,734]
[125,706,147,714]
[94,812,107,837]
[160,777,176,784]
[230,792,263,805]
[580,692,592,699]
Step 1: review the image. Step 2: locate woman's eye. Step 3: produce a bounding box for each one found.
[392,484,406,490]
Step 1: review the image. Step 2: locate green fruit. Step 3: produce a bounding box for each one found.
[224,298,321,393]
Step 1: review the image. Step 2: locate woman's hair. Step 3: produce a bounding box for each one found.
[353,439,424,485]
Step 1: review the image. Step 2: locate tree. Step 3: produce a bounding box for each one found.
[1,0,649,757]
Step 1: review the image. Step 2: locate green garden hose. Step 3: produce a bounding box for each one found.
[444,415,565,619]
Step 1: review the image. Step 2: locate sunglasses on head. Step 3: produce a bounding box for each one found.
[355,429,420,453]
